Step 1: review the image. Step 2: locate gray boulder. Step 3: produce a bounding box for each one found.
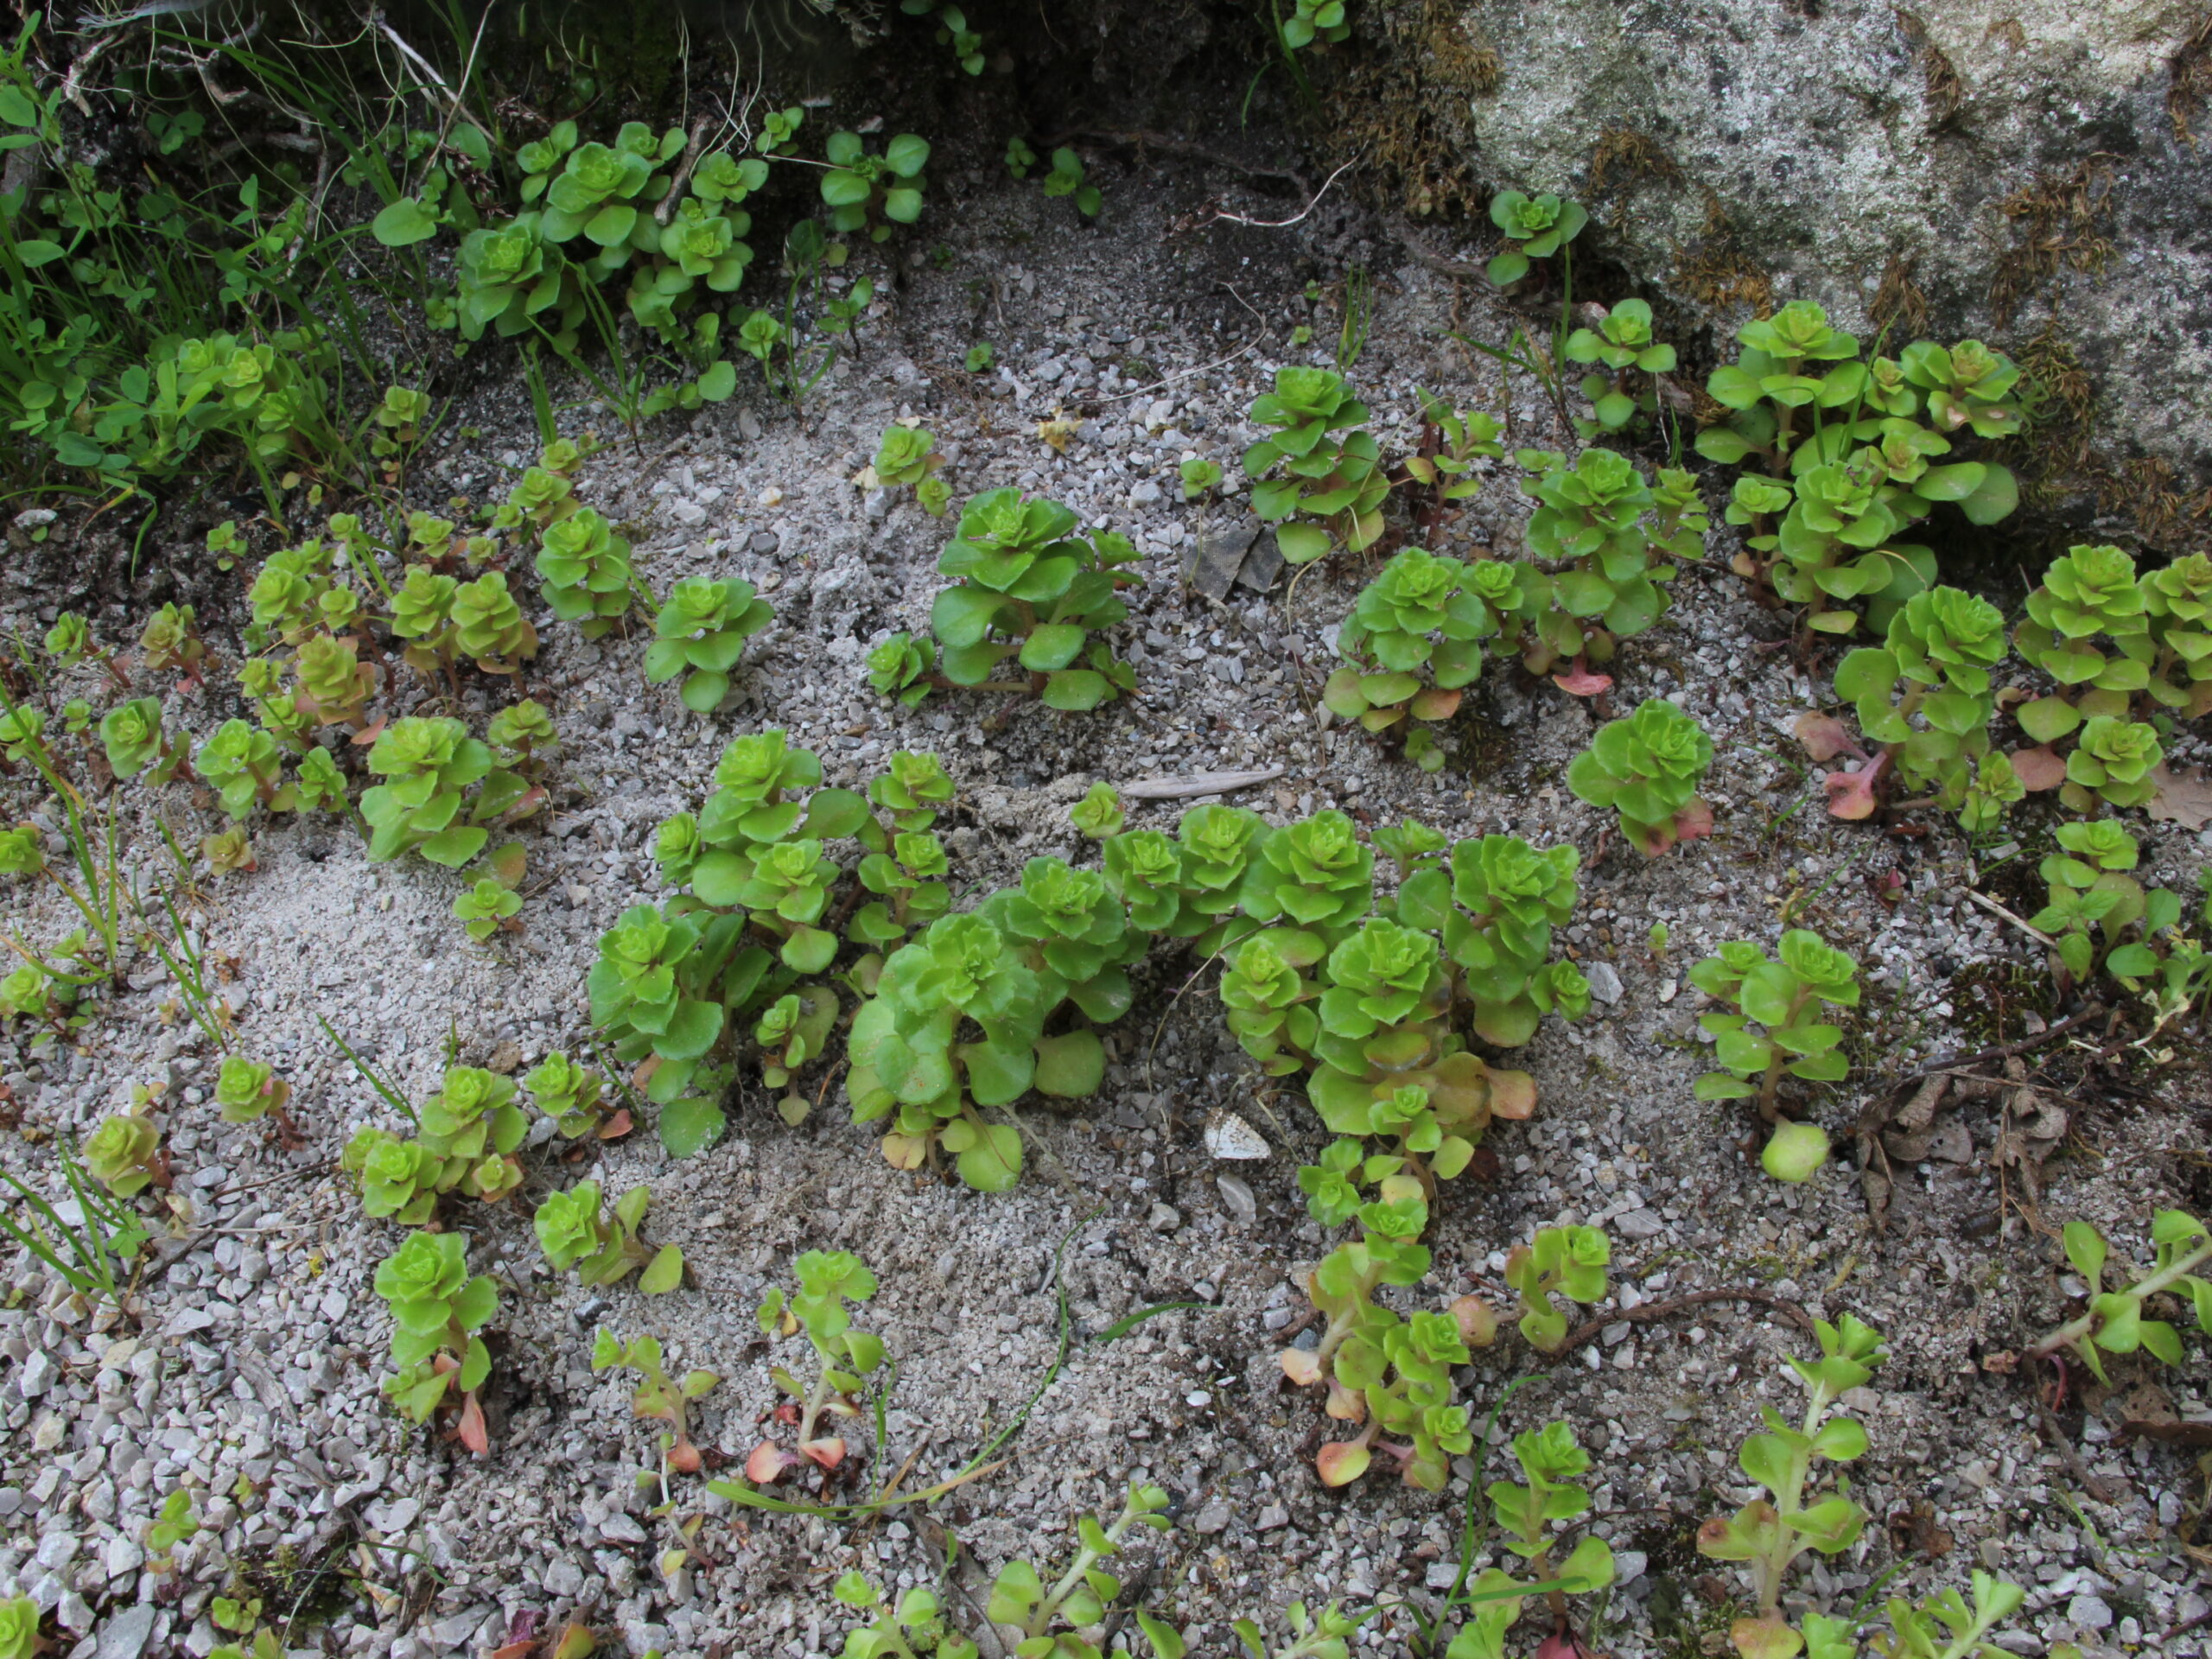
[1432,0,2212,534]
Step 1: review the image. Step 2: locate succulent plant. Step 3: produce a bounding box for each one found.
[1397,833,1586,1046]
[450,572,537,671]
[86,1111,162,1197]
[534,510,637,639]
[1325,549,1514,771]
[1508,447,1675,686]
[645,577,775,712]
[1486,190,1587,288]
[1565,298,1675,436]
[1238,810,1374,942]
[1242,367,1388,563]
[372,1230,498,1444]
[1567,699,1714,856]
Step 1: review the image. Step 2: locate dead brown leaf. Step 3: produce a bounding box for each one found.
[2147,763,2212,830]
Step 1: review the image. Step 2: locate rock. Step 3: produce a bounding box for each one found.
[1147,1202,1184,1234]
[1435,0,2212,516]
[16,1350,54,1398]
[1615,1207,1666,1239]
[96,1605,156,1659]
[749,530,780,555]
[2068,1593,2114,1631]
[1217,1174,1257,1224]
[1183,524,1256,601]
[1614,1550,1648,1585]
[736,410,763,441]
[599,1513,649,1545]
[1256,1503,1291,1531]
[864,487,893,521]
[1262,1307,1293,1332]
[1585,960,1624,1007]
[102,1535,142,1580]
[57,1593,94,1636]
[1190,1501,1231,1535]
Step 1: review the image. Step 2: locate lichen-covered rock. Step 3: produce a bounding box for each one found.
[1427,0,2212,536]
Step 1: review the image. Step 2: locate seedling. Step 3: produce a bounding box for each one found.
[833,1573,979,1659]
[964,343,995,373]
[100,697,191,785]
[1688,930,1858,1177]
[821,130,931,242]
[754,985,840,1118]
[1279,0,1348,49]
[85,1109,163,1197]
[536,1180,684,1292]
[1039,146,1101,217]
[749,1250,885,1478]
[983,1485,1179,1656]
[1486,190,1586,288]
[1696,1314,1884,1646]
[1402,393,1503,507]
[212,1055,292,1127]
[1567,698,1714,855]
[868,423,942,489]
[1451,1422,1616,1659]
[1069,781,1124,839]
[1243,367,1389,563]
[1179,457,1223,499]
[2024,1211,2211,1379]
[342,1065,527,1223]
[143,1487,200,1569]
[1564,298,1675,436]
[2028,822,2158,989]
[866,632,937,707]
[523,1051,622,1140]
[646,577,775,711]
[450,571,537,671]
[195,720,285,819]
[138,601,207,685]
[1505,1224,1609,1351]
[1325,548,1516,771]
[372,1230,498,1454]
[1232,1604,1357,1659]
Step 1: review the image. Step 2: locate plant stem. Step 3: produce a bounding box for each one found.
[2025,1236,2212,1361]
[1755,1366,1846,1614]
[1028,1494,1141,1637]
[1756,986,1815,1122]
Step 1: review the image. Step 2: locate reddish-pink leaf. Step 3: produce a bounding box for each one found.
[1552,662,1613,697]
[665,1437,702,1475]
[1793,712,1859,763]
[597,1109,634,1141]
[744,1442,791,1483]
[457,1391,489,1458]
[1279,1348,1321,1387]
[1823,768,1881,820]
[798,1437,846,1470]
[2010,746,2066,792]
[1673,798,1715,845]
[1315,1440,1372,1487]
[1485,1066,1536,1120]
[1409,686,1462,721]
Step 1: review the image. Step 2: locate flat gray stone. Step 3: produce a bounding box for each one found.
[1191,1501,1231,1535]
[1183,524,1255,600]
[97,1605,156,1659]
[1615,1208,1667,1239]
[1216,1174,1257,1224]
[1585,960,1625,1006]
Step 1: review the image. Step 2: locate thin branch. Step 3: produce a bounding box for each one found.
[1192,156,1358,232]
[1886,1003,2106,1089]
[656,113,720,225]
[1546,1287,1820,1361]
[1095,336,1262,404]
[2032,1390,2119,1506]
[1962,887,2057,948]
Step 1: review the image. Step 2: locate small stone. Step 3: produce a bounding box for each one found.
[1613,1550,1648,1585]
[737,410,763,441]
[1185,1389,1211,1408]
[1615,1208,1666,1239]
[1585,961,1624,1006]
[1256,1503,1291,1531]
[600,1512,650,1544]
[750,530,780,555]
[36,1533,79,1571]
[1262,1307,1293,1332]
[1183,524,1257,601]
[1130,480,1162,505]
[543,1557,586,1598]
[17,1349,54,1397]
[669,500,706,525]
[103,1535,142,1580]
[1147,1202,1183,1234]
[1217,1174,1257,1224]
[0,1489,22,1519]
[1191,1501,1230,1535]
[2068,1594,2113,1631]
[96,1604,156,1659]
[864,487,894,521]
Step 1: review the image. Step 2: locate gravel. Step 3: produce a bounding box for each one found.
[0,141,2208,1659]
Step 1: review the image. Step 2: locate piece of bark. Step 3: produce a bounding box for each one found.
[1121,766,1286,801]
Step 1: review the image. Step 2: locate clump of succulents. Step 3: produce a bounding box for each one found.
[925,488,1141,709]
[533,1180,683,1292]
[1699,303,2021,633]
[1505,447,1677,692]
[1397,832,1588,1046]
[1325,549,1517,771]
[1567,698,1714,855]
[534,509,637,639]
[360,716,530,869]
[1802,584,2023,831]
